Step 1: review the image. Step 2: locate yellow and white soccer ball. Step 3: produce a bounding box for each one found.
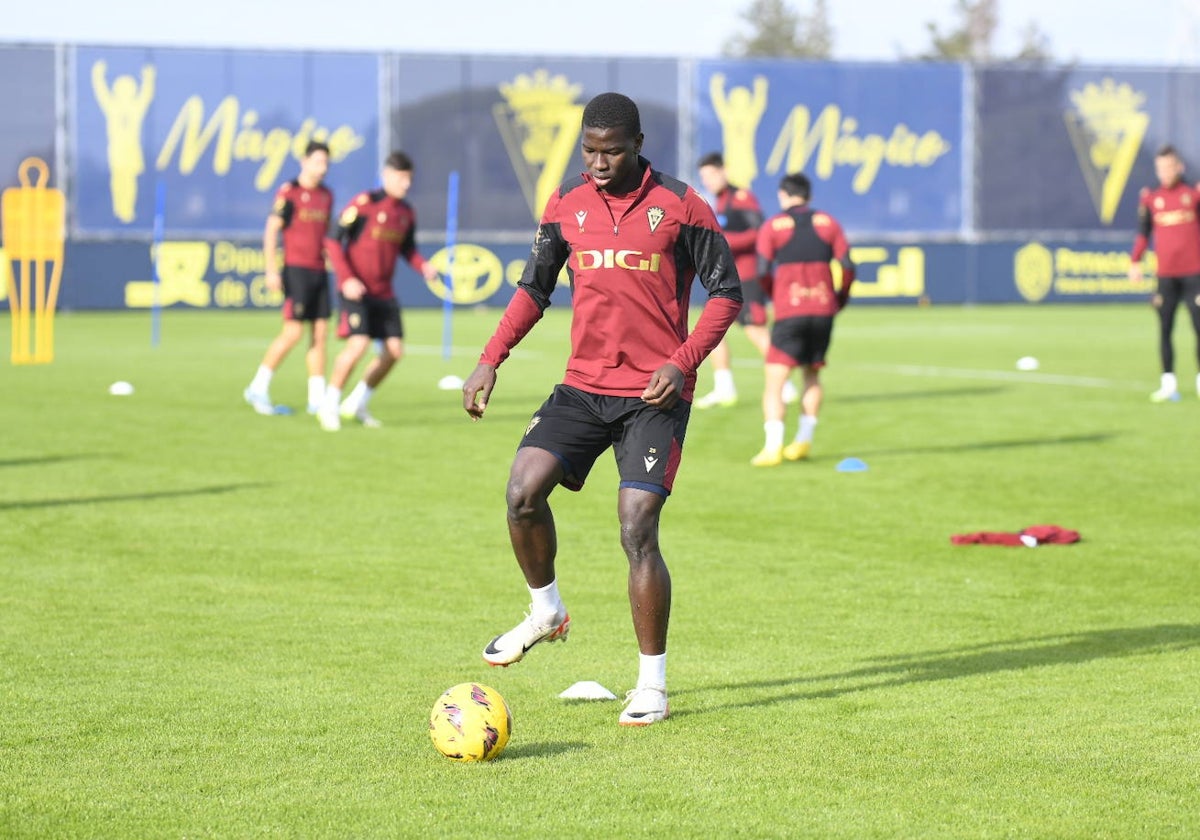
[428,682,512,762]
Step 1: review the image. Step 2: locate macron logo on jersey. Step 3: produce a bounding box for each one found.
[575,210,588,230]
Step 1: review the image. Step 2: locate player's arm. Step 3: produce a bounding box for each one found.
[1130,187,1152,283]
[326,197,368,300]
[824,217,856,310]
[399,208,440,283]
[463,213,569,419]
[722,194,764,253]
[263,189,290,291]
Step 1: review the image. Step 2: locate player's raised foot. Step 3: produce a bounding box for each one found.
[317,403,341,431]
[482,609,570,667]
[1149,387,1181,403]
[619,686,669,726]
[750,446,783,467]
[243,387,276,416]
[783,440,811,461]
[694,389,737,410]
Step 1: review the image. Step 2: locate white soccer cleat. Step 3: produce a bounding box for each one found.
[694,390,737,410]
[317,402,341,431]
[619,686,669,726]
[482,609,570,667]
[243,387,276,416]
[1150,388,1181,403]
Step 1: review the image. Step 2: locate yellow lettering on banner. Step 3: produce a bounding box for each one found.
[766,104,951,194]
[1015,241,1152,299]
[842,246,925,297]
[213,277,248,307]
[156,96,364,192]
[213,241,267,274]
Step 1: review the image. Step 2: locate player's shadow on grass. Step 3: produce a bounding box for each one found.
[677,624,1200,715]
[0,483,272,511]
[838,385,1008,403]
[848,431,1116,459]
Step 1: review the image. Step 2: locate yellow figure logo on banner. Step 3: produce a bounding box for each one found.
[91,60,156,223]
[2,158,66,364]
[1064,78,1149,225]
[1014,242,1054,302]
[710,73,770,189]
[124,241,213,308]
[495,70,585,220]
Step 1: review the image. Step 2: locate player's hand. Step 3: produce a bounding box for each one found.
[463,363,497,420]
[265,269,282,293]
[641,364,684,409]
[836,289,850,311]
[421,262,441,283]
[1128,263,1144,285]
[342,277,365,301]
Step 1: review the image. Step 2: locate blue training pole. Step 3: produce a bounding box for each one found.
[151,179,166,347]
[442,170,459,362]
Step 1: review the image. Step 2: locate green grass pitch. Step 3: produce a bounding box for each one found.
[2,303,1198,838]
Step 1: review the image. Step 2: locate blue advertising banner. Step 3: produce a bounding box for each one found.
[694,61,965,234]
[73,46,379,235]
[0,46,57,195]
[388,56,679,233]
[976,67,1200,233]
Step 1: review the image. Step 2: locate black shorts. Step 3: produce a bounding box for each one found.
[518,384,692,497]
[768,315,834,368]
[737,278,768,327]
[282,266,331,321]
[337,296,403,340]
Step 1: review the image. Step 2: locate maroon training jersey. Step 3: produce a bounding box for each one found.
[756,206,855,319]
[1132,181,1200,277]
[714,185,764,281]
[326,190,427,299]
[271,180,332,270]
[480,159,742,400]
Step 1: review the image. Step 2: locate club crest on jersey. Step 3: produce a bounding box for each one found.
[646,206,665,233]
[377,211,387,224]
[575,210,588,231]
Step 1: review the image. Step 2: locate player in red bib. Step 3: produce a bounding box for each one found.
[693,151,798,409]
[243,140,333,415]
[751,172,855,466]
[318,151,440,431]
[1128,145,1200,402]
[461,93,742,726]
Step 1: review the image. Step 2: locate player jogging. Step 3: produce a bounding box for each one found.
[751,172,855,467]
[461,93,742,726]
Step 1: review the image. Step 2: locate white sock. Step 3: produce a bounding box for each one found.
[796,414,818,443]
[250,365,273,395]
[713,368,736,395]
[323,385,342,410]
[1161,372,1178,393]
[529,579,564,619]
[351,382,374,411]
[638,652,667,690]
[764,420,785,450]
[308,376,325,406]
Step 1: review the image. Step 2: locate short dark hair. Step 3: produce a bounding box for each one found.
[582,92,641,136]
[304,140,330,157]
[385,151,414,172]
[1157,144,1180,160]
[779,172,811,201]
[697,151,724,169]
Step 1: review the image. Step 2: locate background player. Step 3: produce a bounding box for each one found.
[461,93,741,726]
[243,140,333,415]
[693,152,798,409]
[1128,144,1200,402]
[318,151,440,431]
[751,172,855,467]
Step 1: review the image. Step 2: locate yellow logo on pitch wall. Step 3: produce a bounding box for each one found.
[1064,78,1149,225]
[1014,241,1148,301]
[496,70,585,221]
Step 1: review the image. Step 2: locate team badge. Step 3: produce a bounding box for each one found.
[301,191,309,202]
[575,210,587,231]
[1155,197,1165,210]
[377,212,387,224]
[646,206,664,233]
[349,313,361,328]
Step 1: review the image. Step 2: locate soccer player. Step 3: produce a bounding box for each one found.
[1128,144,1200,402]
[461,93,742,726]
[318,151,440,431]
[693,151,798,409]
[751,172,855,467]
[243,140,333,415]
